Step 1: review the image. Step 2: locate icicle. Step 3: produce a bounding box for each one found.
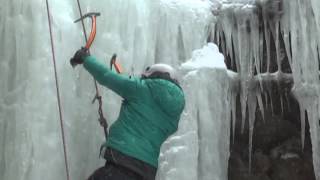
[277,76,285,117]
[257,89,265,122]
[225,10,237,71]
[281,30,293,70]
[300,104,306,151]
[269,91,275,117]
[264,92,268,118]
[231,91,237,144]
[240,91,247,134]
[285,90,291,112]
[287,1,320,178]
[257,31,265,91]
[271,21,281,72]
[247,93,257,174]
[280,94,284,117]
[250,12,261,74]
[309,103,320,180]
[263,13,271,73]
[231,13,241,73]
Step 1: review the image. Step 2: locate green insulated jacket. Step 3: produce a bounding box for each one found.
[83,56,185,167]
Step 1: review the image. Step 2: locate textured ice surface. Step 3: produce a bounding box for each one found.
[158,43,232,180]
[156,43,230,180]
[1,0,319,180]
[286,1,320,178]
[215,0,320,178]
[157,67,231,180]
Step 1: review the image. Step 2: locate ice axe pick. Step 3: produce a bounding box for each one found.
[74,12,101,49]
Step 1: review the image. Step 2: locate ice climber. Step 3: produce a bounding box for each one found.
[70,48,185,180]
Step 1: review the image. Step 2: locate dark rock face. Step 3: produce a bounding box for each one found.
[228,110,316,180]
[270,158,315,180]
[227,87,314,180]
[253,115,299,152]
[229,150,272,180]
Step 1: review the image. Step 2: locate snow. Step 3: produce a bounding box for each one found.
[181,43,226,70]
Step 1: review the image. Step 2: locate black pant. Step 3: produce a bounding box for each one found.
[87,161,142,180]
[87,148,157,180]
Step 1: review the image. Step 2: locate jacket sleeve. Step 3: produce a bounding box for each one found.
[83,55,137,100]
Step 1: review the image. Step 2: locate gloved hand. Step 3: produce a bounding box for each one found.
[70,47,89,67]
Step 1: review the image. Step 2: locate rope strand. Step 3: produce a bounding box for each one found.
[45,1,70,179]
[75,0,108,138]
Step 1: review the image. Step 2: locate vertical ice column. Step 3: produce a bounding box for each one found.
[281,0,320,179]
[157,68,231,180]
[0,0,65,180]
[195,69,231,180]
[214,3,263,171]
[156,74,199,180]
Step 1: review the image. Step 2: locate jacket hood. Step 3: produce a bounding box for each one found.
[145,79,185,117]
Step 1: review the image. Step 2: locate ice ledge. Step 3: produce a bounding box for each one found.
[181,43,226,71]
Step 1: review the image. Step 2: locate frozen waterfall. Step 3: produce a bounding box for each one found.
[1,0,320,180]
[0,0,220,180]
[214,0,320,179]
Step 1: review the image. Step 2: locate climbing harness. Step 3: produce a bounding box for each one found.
[45,0,70,180]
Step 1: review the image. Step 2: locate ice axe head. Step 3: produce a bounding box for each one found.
[74,12,101,49]
[109,54,123,73]
[74,12,101,23]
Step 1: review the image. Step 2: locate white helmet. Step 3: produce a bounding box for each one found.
[142,64,177,81]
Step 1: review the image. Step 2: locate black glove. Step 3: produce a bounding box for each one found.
[70,47,89,67]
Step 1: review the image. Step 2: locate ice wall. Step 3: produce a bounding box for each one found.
[157,43,231,180]
[286,1,320,179]
[214,0,320,178]
[0,0,220,180]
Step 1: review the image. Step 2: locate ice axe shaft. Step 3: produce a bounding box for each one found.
[74,12,101,49]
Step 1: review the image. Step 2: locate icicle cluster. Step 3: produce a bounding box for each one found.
[286,1,320,179]
[213,0,320,178]
[0,0,214,180]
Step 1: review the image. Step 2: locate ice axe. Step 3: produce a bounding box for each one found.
[74,11,109,136]
[109,54,123,74]
[74,12,101,49]
[74,12,123,74]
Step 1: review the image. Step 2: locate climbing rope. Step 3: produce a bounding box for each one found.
[75,0,109,138]
[45,0,70,180]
